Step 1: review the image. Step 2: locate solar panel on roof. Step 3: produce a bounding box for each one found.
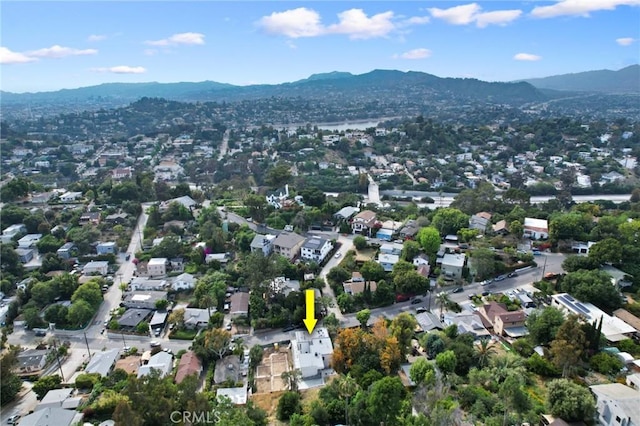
[575,303,591,315]
[564,294,575,302]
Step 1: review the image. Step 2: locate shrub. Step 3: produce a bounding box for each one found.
[277,391,301,421]
[589,352,624,375]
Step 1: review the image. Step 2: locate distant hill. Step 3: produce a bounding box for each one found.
[0,69,545,108]
[522,65,640,93]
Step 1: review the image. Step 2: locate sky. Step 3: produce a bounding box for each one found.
[1,1,639,93]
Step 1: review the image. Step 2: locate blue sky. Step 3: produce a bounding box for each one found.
[1,1,639,93]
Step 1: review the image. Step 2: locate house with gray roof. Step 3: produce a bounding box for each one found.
[117,308,153,330]
[122,291,168,310]
[272,231,305,261]
[300,236,333,263]
[138,351,173,378]
[18,407,82,426]
[85,349,120,377]
[250,234,275,256]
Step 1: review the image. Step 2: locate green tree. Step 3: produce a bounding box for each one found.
[550,315,585,377]
[431,208,470,236]
[549,212,591,242]
[281,369,302,393]
[416,226,441,254]
[244,194,269,223]
[589,237,624,265]
[359,260,385,282]
[136,321,149,334]
[36,234,63,254]
[409,357,435,385]
[394,271,429,295]
[560,269,623,311]
[266,164,292,188]
[356,309,371,328]
[475,338,497,368]
[249,345,264,369]
[33,375,61,399]
[401,240,421,262]
[546,379,596,422]
[277,391,302,421]
[0,350,22,405]
[525,307,565,345]
[366,376,408,425]
[67,299,94,327]
[389,312,418,356]
[71,281,103,308]
[353,235,367,250]
[435,350,457,376]
[470,247,496,280]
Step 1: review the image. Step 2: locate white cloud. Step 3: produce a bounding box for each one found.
[27,45,97,59]
[257,8,324,38]
[404,15,431,25]
[144,49,158,56]
[616,37,636,46]
[91,65,146,74]
[531,0,640,18]
[475,10,523,28]
[429,3,481,25]
[429,3,522,27]
[145,32,205,46]
[326,9,396,39]
[514,53,542,61]
[88,34,107,42]
[0,47,37,64]
[394,48,432,60]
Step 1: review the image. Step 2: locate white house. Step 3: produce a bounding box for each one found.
[378,254,400,272]
[523,217,549,240]
[138,351,173,378]
[300,237,333,263]
[59,191,83,203]
[147,258,168,277]
[266,184,289,209]
[250,234,275,256]
[1,224,26,244]
[96,242,118,255]
[17,234,42,248]
[83,260,109,276]
[590,383,640,426]
[291,327,333,379]
[441,253,466,280]
[172,273,196,291]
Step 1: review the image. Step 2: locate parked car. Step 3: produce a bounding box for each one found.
[481,291,490,297]
[334,251,342,258]
[411,298,423,305]
[416,307,427,314]
[150,341,160,347]
[480,279,493,286]
[508,271,519,278]
[495,275,507,281]
[452,287,464,293]
[7,415,21,425]
[282,325,295,332]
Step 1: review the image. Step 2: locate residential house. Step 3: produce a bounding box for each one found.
[175,351,203,384]
[351,210,377,235]
[83,260,109,276]
[269,276,301,297]
[442,312,491,339]
[469,212,492,234]
[492,220,509,235]
[216,387,248,405]
[602,265,634,288]
[1,223,26,244]
[589,383,640,426]
[229,292,249,318]
[613,309,640,340]
[105,213,128,224]
[172,273,196,291]
[523,217,549,240]
[129,278,167,292]
[37,388,82,411]
[205,253,230,264]
[16,248,35,263]
[300,236,333,263]
[111,167,133,180]
[184,308,213,329]
[18,407,82,426]
[59,191,83,203]
[441,253,466,280]
[84,349,120,377]
[96,242,118,255]
[399,220,420,240]
[417,264,431,278]
[159,195,197,212]
[266,184,290,209]
[18,234,42,249]
[15,349,48,374]
[117,308,153,331]
[380,242,403,256]
[333,206,360,221]
[551,293,635,343]
[56,242,76,260]
[169,258,184,273]
[378,253,400,272]
[343,272,378,295]
[413,254,430,267]
[79,212,101,226]
[138,351,173,378]
[250,234,276,256]
[478,302,527,337]
[291,327,333,379]
[147,258,168,277]
[30,191,54,204]
[377,220,402,241]
[122,291,168,310]
[272,231,305,261]
[414,312,444,333]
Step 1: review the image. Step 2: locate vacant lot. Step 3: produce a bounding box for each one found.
[254,348,291,394]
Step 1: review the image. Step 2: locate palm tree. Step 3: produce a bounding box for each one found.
[436,292,451,320]
[232,337,246,356]
[475,338,497,368]
[281,369,302,393]
[338,373,359,426]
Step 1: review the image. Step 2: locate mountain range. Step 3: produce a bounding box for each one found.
[1,66,637,110]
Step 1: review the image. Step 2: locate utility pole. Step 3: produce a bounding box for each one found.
[121,331,128,350]
[540,255,548,281]
[51,339,65,382]
[83,331,92,359]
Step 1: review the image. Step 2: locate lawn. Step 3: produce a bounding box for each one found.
[169,329,198,340]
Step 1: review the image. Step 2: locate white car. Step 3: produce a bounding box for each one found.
[334,252,342,258]
[150,341,160,347]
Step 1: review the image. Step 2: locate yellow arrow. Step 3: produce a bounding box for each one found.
[303,289,317,334]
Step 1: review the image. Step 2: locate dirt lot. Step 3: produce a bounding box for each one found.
[254,348,291,394]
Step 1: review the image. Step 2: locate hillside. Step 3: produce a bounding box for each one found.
[0,69,545,108]
[523,65,640,93]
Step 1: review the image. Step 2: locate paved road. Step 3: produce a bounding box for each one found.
[218,129,230,161]
[0,382,36,425]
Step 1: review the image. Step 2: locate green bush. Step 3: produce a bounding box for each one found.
[589,352,624,375]
[75,373,101,390]
[277,391,302,421]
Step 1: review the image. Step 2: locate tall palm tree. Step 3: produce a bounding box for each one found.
[232,337,246,356]
[436,292,451,320]
[338,373,359,426]
[281,369,302,393]
[475,338,497,368]
[199,293,214,319]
